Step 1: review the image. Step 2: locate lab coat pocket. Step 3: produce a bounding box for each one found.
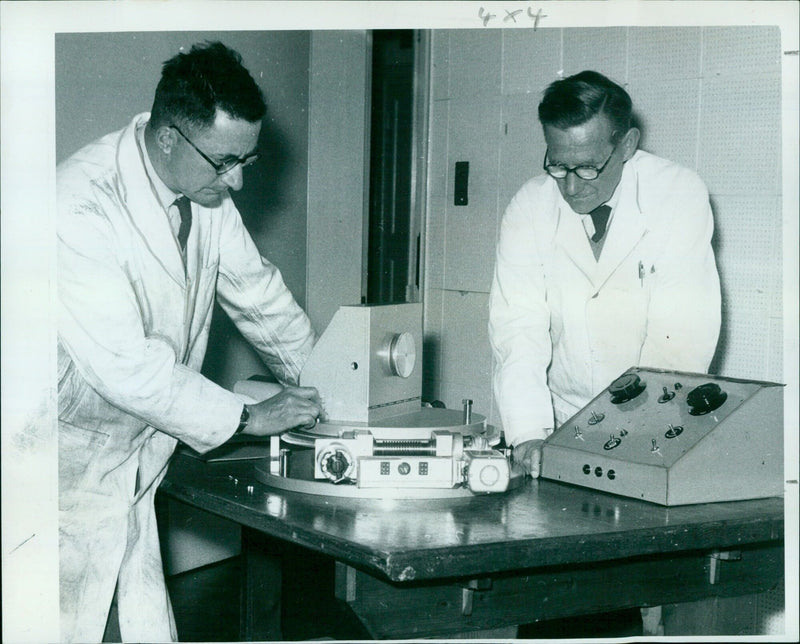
[59,419,110,501]
[59,419,110,448]
[58,352,90,421]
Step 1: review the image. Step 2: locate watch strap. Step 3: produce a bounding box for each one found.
[236,405,250,434]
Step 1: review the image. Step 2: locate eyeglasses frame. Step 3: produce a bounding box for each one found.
[170,124,259,175]
[543,138,619,181]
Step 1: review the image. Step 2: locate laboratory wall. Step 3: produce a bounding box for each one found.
[422,26,784,430]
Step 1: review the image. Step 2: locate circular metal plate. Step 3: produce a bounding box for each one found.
[284,408,497,444]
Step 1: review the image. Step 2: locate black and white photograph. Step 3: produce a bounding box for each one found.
[1,2,798,642]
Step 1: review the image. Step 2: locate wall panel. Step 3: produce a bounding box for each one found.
[442,94,503,292]
[562,27,628,82]
[627,77,701,169]
[698,72,782,197]
[446,29,503,100]
[501,28,563,95]
[628,27,702,81]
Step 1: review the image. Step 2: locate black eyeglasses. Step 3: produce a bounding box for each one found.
[543,142,617,181]
[171,124,259,175]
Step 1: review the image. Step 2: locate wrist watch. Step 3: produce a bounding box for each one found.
[236,405,250,434]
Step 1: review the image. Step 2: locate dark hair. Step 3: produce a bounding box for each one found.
[149,41,266,131]
[538,71,632,142]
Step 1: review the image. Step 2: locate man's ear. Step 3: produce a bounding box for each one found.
[156,125,178,155]
[621,127,640,161]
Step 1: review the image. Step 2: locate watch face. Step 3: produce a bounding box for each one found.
[388,331,416,378]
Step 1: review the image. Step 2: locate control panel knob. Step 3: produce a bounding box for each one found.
[609,373,647,404]
[325,451,350,478]
[686,383,728,415]
[388,332,416,378]
[317,444,356,482]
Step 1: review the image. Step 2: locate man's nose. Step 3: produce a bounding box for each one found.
[220,165,244,191]
[563,172,581,196]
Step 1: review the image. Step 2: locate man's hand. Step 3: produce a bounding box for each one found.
[241,386,322,437]
[512,439,545,477]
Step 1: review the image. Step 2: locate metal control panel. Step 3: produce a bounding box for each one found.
[540,367,784,505]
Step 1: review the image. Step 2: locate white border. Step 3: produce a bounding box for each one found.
[2,2,797,642]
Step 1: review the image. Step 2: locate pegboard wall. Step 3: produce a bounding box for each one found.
[422,26,785,418]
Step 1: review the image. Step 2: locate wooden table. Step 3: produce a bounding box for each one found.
[159,452,784,640]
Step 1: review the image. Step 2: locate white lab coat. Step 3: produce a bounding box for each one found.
[57,113,315,642]
[489,150,721,447]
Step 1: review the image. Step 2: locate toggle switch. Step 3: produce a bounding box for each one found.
[588,410,605,425]
[658,386,675,403]
[665,424,683,439]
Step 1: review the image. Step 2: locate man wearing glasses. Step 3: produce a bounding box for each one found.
[489,71,721,478]
[57,41,321,641]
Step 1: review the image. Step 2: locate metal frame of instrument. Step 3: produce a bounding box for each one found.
[253,303,519,499]
[540,367,784,506]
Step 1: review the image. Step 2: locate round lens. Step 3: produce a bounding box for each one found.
[575,167,599,180]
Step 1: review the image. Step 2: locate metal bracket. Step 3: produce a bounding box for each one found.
[460,578,492,616]
[708,549,742,584]
[269,435,282,475]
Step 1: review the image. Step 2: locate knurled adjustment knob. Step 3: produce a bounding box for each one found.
[686,382,728,415]
[325,451,350,478]
[609,373,647,404]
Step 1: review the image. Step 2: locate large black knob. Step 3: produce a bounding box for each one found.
[686,383,728,415]
[609,373,647,404]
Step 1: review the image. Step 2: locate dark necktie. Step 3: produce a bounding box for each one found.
[174,196,192,250]
[589,204,611,243]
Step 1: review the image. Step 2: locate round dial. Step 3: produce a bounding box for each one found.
[686,383,728,415]
[388,332,416,378]
[609,373,646,404]
[317,445,355,482]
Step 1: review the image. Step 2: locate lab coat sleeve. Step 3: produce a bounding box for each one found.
[638,172,721,372]
[58,200,243,453]
[488,186,555,446]
[214,206,316,386]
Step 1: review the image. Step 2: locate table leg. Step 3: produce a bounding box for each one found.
[641,606,664,636]
[239,527,282,641]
